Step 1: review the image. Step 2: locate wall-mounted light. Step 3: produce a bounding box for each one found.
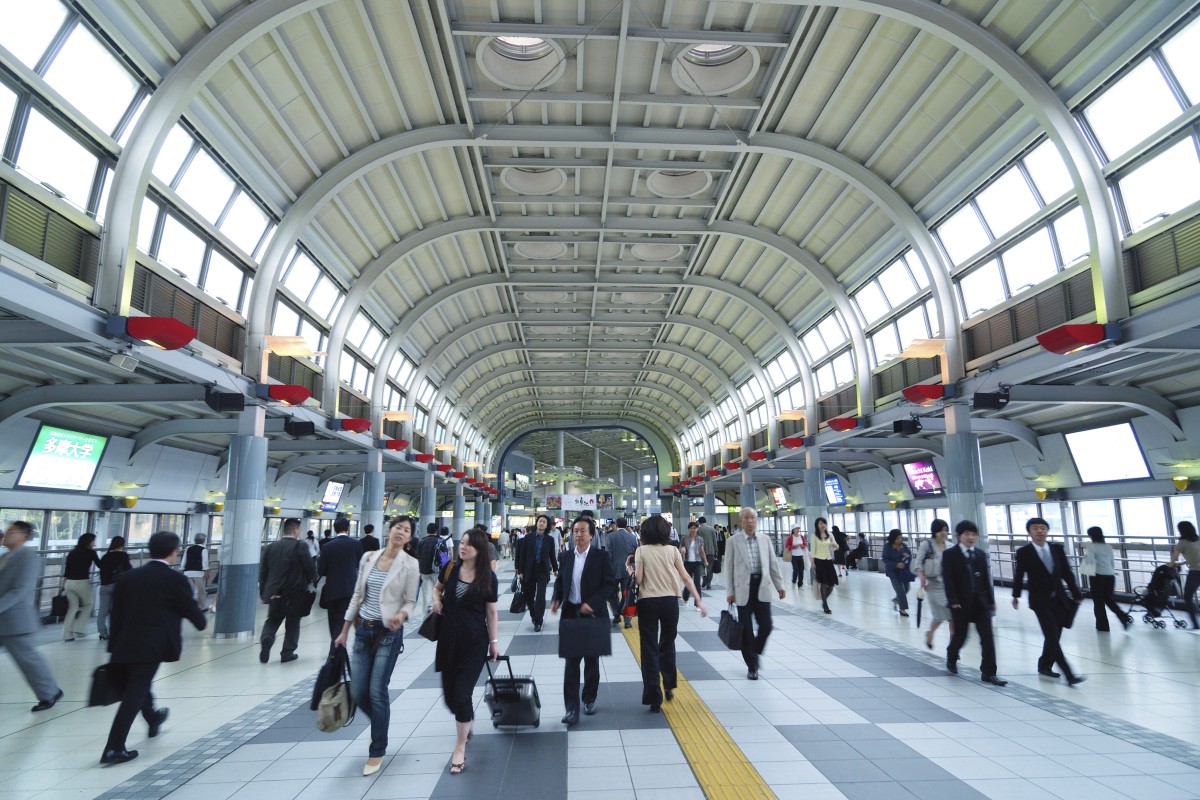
[212,501,225,513]
[1036,323,1120,355]
[435,443,455,451]
[668,471,681,477]
[414,453,436,463]
[107,315,197,350]
[336,418,371,434]
[1034,487,1050,501]
[827,417,865,433]
[901,384,956,405]
[263,335,323,358]
[780,436,805,448]
[706,468,721,477]
[483,472,497,478]
[254,384,312,406]
[464,461,482,468]
[383,438,409,451]
[721,442,742,450]
[749,450,772,461]
[1173,475,1190,492]
[725,460,742,470]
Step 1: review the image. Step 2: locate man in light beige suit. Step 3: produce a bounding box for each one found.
[725,508,786,680]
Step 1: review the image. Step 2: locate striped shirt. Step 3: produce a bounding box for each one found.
[744,534,762,576]
[359,564,387,621]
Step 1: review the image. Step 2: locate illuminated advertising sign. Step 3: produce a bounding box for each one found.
[17,425,108,492]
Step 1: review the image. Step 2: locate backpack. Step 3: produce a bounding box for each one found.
[437,535,452,568]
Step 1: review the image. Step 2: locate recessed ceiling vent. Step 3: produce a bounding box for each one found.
[645,169,711,198]
[671,43,759,95]
[522,291,571,304]
[616,292,665,305]
[629,242,684,261]
[514,242,568,260]
[501,166,568,195]
[478,36,566,90]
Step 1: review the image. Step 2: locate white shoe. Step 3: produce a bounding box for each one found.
[363,758,383,776]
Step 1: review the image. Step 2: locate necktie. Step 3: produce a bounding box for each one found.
[1040,546,1053,572]
[967,548,978,593]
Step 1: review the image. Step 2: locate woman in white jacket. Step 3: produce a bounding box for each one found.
[334,515,419,775]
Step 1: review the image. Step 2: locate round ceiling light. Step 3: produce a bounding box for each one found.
[478,36,566,91]
[527,325,576,335]
[501,166,568,195]
[522,291,570,304]
[533,351,572,359]
[514,242,568,260]
[671,44,759,96]
[606,326,652,336]
[645,169,711,199]
[629,242,685,261]
[616,292,665,305]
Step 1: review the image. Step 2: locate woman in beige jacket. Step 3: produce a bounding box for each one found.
[334,515,419,775]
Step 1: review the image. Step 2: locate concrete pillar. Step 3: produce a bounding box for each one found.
[740,467,756,510]
[453,482,466,535]
[703,482,716,518]
[214,406,266,639]
[616,461,625,512]
[557,431,566,497]
[474,496,487,525]
[944,405,988,548]
[419,470,436,531]
[362,449,384,536]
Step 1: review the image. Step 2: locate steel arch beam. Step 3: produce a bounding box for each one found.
[1005,384,1183,439]
[491,419,681,487]
[821,450,895,474]
[131,417,288,458]
[490,410,680,458]
[457,366,714,416]
[460,380,703,428]
[832,436,944,457]
[915,417,1043,459]
[96,0,336,313]
[0,384,208,427]
[473,393,689,434]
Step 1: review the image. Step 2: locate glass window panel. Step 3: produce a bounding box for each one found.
[43,23,139,134]
[802,329,828,360]
[157,215,205,283]
[362,327,384,361]
[208,514,224,545]
[817,315,846,349]
[308,276,341,317]
[815,363,836,395]
[895,306,929,351]
[1053,206,1089,265]
[116,95,146,148]
[904,252,929,290]
[241,276,253,314]
[45,510,89,550]
[871,325,900,363]
[958,259,1005,318]
[738,381,756,408]
[975,168,1040,237]
[347,313,370,348]
[283,253,318,296]
[1163,18,1200,103]
[219,192,270,257]
[175,148,235,224]
[339,352,355,385]
[352,362,370,395]
[831,351,853,385]
[392,356,414,385]
[787,382,805,408]
[937,206,990,266]
[1119,497,1168,542]
[136,198,158,254]
[854,281,889,325]
[203,250,244,308]
[878,260,916,304]
[298,319,322,356]
[417,383,435,406]
[1119,137,1200,231]
[0,84,16,150]
[1024,140,1073,202]
[1076,500,1117,540]
[0,0,68,68]
[272,302,299,336]
[1169,495,1197,530]
[153,125,194,185]
[764,356,786,387]
[985,505,1010,537]
[126,513,155,545]
[1001,228,1058,295]
[1085,60,1181,160]
[16,109,98,208]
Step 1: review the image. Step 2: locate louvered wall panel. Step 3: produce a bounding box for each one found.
[0,182,99,282]
[2,188,49,257]
[43,215,85,278]
[749,429,768,451]
[1064,271,1096,315]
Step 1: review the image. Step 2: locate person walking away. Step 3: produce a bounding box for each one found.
[417,522,441,613]
[0,521,64,712]
[680,522,707,603]
[914,520,952,649]
[359,523,380,553]
[182,533,210,611]
[320,519,364,639]
[634,515,706,712]
[97,536,132,639]
[725,508,786,680]
[517,514,559,632]
[832,526,849,577]
[882,529,914,617]
[258,518,318,663]
[1170,521,1200,630]
[551,516,615,724]
[810,518,838,614]
[605,518,639,628]
[1012,517,1085,685]
[697,517,718,589]
[1081,527,1132,632]
[432,528,499,775]
[62,533,101,640]
[333,515,419,775]
[785,527,807,587]
[942,521,1007,686]
[101,531,207,763]
[305,530,320,560]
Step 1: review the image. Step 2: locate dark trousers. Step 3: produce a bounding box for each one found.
[105,662,160,751]
[682,561,704,602]
[737,575,773,671]
[703,555,714,589]
[947,598,997,676]
[261,597,301,657]
[326,596,351,640]
[561,602,600,710]
[846,550,863,570]
[790,556,805,586]
[609,575,632,621]
[637,596,678,705]
[441,651,487,723]
[1184,570,1200,629]
[1089,575,1125,631]
[525,572,551,625]
[1033,603,1075,679]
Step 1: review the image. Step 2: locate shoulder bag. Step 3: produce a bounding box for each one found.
[316,646,356,732]
[1079,545,1097,577]
[418,611,441,642]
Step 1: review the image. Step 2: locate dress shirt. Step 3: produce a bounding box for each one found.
[1035,543,1054,572]
[569,545,590,604]
[744,534,762,576]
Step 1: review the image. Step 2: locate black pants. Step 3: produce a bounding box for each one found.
[1185,570,1200,629]
[1089,575,1125,631]
[609,575,632,621]
[441,651,487,723]
[790,556,805,586]
[525,572,551,626]
[105,662,159,751]
[561,602,600,710]
[326,596,351,640]
[947,598,996,677]
[637,596,678,706]
[737,575,773,672]
[703,555,714,589]
[845,551,863,570]
[682,561,704,602]
[1033,603,1075,679]
[261,597,301,657]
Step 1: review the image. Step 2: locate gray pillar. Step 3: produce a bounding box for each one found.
[617,461,625,511]
[453,482,466,536]
[419,470,437,531]
[703,482,716,518]
[740,467,756,509]
[804,465,826,535]
[214,407,266,638]
[474,496,487,524]
[363,450,384,535]
[945,405,987,548]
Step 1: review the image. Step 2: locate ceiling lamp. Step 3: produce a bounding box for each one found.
[1036,323,1120,355]
[483,472,497,478]
[464,461,481,468]
[452,471,467,479]
[901,384,955,405]
[263,335,323,358]
[436,464,453,473]
[107,315,197,350]
[254,384,312,406]
[725,461,742,470]
[514,242,569,260]
[645,169,712,199]
[628,242,685,261]
[479,37,565,90]
[706,468,721,477]
[1173,475,1190,492]
[337,418,371,434]
[672,43,758,95]
[435,443,455,451]
[749,450,771,461]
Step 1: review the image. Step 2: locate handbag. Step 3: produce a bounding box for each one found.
[558,616,612,659]
[718,605,744,650]
[88,663,123,707]
[311,645,346,710]
[50,592,68,620]
[509,587,527,614]
[622,583,638,618]
[712,557,722,575]
[418,612,441,642]
[1079,545,1097,577]
[316,647,355,732]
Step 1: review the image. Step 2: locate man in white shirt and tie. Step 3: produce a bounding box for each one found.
[1012,517,1085,685]
[942,521,1006,686]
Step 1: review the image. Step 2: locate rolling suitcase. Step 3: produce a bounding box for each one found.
[485,655,540,728]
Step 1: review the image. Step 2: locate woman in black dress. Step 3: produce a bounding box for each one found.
[832,525,849,577]
[432,527,499,776]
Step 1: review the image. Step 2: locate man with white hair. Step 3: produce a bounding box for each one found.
[725,508,786,680]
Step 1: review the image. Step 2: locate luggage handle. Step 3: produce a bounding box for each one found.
[485,653,516,683]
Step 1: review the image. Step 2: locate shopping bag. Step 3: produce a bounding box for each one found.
[558,616,612,659]
[622,584,638,617]
[718,605,743,650]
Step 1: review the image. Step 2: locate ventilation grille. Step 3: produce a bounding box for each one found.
[0,180,99,283]
[964,270,1095,361]
[338,391,370,419]
[749,429,768,451]
[412,432,428,453]
[131,264,245,360]
[1125,212,1200,293]
[817,386,858,423]
[267,353,323,399]
[874,357,941,399]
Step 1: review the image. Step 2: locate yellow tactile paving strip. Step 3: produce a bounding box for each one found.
[620,620,778,800]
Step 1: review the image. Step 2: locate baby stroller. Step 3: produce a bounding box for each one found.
[1128,564,1187,629]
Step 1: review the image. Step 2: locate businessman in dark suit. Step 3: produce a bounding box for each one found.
[101,531,207,764]
[551,517,615,725]
[517,514,559,632]
[319,520,363,639]
[1013,517,1085,685]
[942,520,1007,686]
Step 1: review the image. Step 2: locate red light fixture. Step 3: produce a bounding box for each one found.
[384,438,408,451]
[338,418,371,434]
[254,384,312,406]
[669,484,680,492]
[414,453,435,463]
[901,384,955,405]
[1036,322,1120,355]
[826,418,859,433]
[706,468,720,477]
[780,435,805,448]
[436,463,453,473]
[749,450,768,461]
[452,471,466,479]
[107,315,197,350]
[725,461,741,470]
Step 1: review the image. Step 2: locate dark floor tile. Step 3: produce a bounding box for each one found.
[678,631,729,652]
[872,758,957,782]
[856,709,925,724]
[848,739,922,760]
[792,740,863,760]
[834,781,919,800]
[827,723,897,741]
[815,760,891,783]
[903,780,991,800]
[674,651,724,681]
[776,725,841,742]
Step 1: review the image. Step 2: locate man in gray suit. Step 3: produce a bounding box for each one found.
[725,508,786,680]
[697,516,717,589]
[0,521,63,711]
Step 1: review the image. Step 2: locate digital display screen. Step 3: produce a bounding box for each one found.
[1065,422,1151,483]
[319,481,345,512]
[513,473,531,493]
[17,424,108,492]
[770,487,787,508]
[824,476,845,505]
[903,460,944,496]
[546,494,562,510]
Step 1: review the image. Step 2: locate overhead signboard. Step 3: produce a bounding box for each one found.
[17,424,108,492]
[563,493,597,512]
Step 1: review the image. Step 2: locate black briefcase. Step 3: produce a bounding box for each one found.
[718,606,744,650]
[558,616,612,659]
[1060,595,1079,629]
[89,663,124,707]
[509,588,527,614]
[49,592,68,621]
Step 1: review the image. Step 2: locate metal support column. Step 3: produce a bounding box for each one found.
[214,406,266,639]
[703,482,716,518]
[557,431,566,497]
[420,470,437,531]
[804,454,826,538]
[453,482,466,536]
[740,467,756,510]
[944,405,988,548]
[363,449,384,535]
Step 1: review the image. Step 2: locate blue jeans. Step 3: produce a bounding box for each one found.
[889,573,910,611]
[350,625,404,757]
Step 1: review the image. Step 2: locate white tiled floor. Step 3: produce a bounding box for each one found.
[1,561,1197,800]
